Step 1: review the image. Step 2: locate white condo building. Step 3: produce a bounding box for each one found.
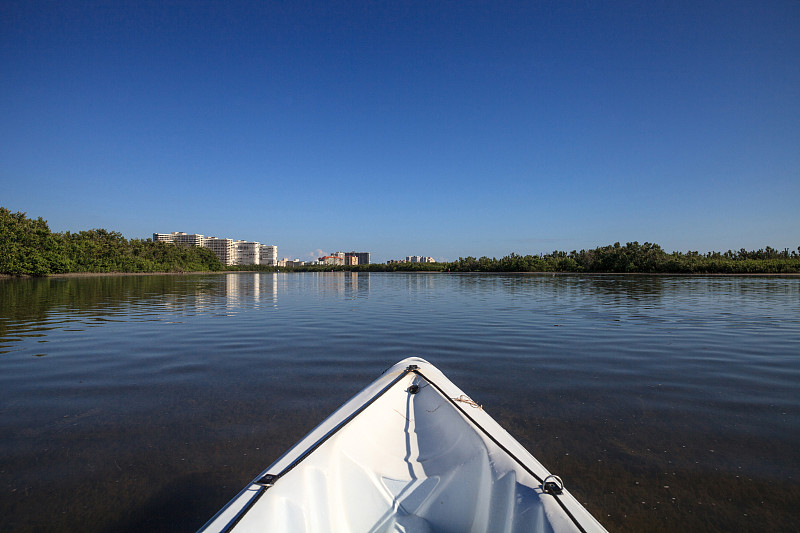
[204,237,236,265]
[406,256,436,263]
[153,232,205,246]
[234,241,260,265]
[260,245,278,266]
[154,231,277,267]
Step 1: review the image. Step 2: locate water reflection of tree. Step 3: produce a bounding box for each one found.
[452,273,669,302]
[0,274,280,350]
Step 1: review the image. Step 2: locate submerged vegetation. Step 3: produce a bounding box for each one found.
[2,208,799,276]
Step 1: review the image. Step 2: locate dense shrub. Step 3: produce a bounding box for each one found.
[447,242,800,274]
[1,208,222,275]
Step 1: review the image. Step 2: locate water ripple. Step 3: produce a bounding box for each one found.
[1,273,799,532]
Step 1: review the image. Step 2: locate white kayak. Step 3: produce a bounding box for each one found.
[198,358,608,533]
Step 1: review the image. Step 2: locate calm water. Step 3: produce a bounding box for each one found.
[1,272,799,532]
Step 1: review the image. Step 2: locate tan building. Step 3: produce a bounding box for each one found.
[205,237,236,265]
[344,251,370,265]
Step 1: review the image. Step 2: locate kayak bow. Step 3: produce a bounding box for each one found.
[199,358,608,533]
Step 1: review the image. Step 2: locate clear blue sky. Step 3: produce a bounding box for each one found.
[2,1,798,262]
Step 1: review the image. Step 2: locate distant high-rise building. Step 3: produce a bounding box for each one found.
[204,237,236,265]
[234,241,260,265]
[260,245,277,266]
[292,260,304,267]
[406,256,436,263]
[346,252,370,265]
[320,255,345,266]
[278,258,304,267]
[154,230,277,267]
[175,233,205,247]
[153,232,204,246]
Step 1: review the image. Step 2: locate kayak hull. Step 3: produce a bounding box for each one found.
[199,358,607,533]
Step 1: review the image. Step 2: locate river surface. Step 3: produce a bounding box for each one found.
[1,272,798,532]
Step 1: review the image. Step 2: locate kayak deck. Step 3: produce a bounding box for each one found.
[199,358,607,532]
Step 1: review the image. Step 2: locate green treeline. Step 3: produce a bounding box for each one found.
[1,208,223,275]
[288,241,800,274]
[2,208,799,276]
[290,241,800,274]
[445,241,800,274]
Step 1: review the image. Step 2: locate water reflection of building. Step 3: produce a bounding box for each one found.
[223,273,278,310]
[311,272,371,297]
[404,272,435,292]
[345,272,370,297]
[183,273,279,313]
[167,272,373,314]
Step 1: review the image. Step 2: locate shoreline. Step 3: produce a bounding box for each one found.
[0,271,229,279]
[2,270,799,279]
